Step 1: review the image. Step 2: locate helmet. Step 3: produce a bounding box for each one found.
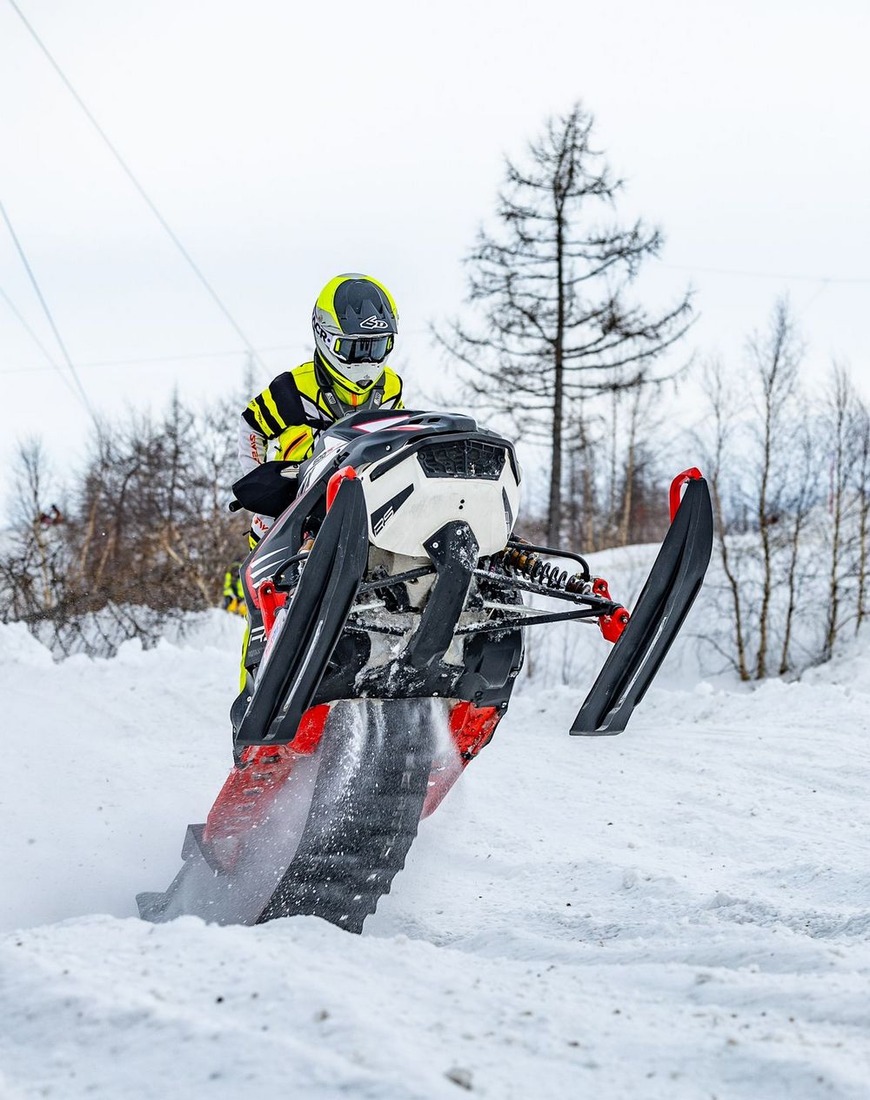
[312,273,399,398]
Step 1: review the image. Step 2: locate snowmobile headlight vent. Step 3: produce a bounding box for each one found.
[417,439,506,481]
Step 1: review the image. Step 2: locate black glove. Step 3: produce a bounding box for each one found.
[232,462,300,517]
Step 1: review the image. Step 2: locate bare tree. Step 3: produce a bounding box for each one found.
[744,298,804,678]
[0,392,248,655]
[608,385,669,547]
[690,302,870,680]
[695,357,752,680]
[0,440,68,623]
[564,403,602,550]
[813,365,870,657]
[777,417,820,675]
[853,398,870,631]
[436,101,694,544]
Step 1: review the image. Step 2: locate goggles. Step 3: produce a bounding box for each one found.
[332,332,394,366]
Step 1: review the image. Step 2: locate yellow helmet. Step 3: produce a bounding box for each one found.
[312,273,399,398]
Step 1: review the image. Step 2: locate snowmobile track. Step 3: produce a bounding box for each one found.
[256,698,435,932]
[137,698,435,931]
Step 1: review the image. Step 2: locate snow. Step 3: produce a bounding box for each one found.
[2,606,869,1098]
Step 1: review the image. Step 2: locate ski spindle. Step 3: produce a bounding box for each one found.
[592,576,630,642]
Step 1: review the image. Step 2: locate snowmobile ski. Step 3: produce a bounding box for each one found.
[570,473,714,735]
[233,474,369,748]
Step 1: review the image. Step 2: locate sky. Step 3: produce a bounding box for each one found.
[1,0,868,488]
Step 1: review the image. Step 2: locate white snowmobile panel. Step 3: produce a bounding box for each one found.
[359,449,521,558]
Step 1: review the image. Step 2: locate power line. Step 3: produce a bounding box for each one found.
[6,0,269,376]
[0,284,78,395]
[0,343,310,376]
[0,328,433,377]
[662,262,870,284]
[0,197,94,413]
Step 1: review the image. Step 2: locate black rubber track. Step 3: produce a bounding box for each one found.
[255,698,435,932]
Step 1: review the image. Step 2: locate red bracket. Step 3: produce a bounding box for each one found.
[326,465,358,510]
[257,579,287,637]
[600,608,631,644]
[592,577,631,643]
[669,467,703,522]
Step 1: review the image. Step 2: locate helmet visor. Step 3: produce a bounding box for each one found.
[333,333,393,366]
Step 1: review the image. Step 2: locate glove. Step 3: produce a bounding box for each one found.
[233,462,300,517]
[222,595,234,610]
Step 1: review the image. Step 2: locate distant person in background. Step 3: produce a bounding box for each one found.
[222,561,246,616]
[37,504,64,527]
[237,273,403,549]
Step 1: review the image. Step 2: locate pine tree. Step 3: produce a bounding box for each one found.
[437,102,694,544]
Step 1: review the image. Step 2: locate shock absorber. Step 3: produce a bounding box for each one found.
[489,544,630,642]
[491,545,590,595]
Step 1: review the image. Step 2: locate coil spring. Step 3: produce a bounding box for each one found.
[491,546,588,594]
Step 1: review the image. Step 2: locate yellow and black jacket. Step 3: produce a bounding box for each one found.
[240,355,404,470]
[223,563,245,601]
[222,562,247,613]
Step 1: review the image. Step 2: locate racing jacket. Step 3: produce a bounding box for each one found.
[238,354,404,539]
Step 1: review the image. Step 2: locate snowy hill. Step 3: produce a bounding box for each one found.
[2,607,869,1098]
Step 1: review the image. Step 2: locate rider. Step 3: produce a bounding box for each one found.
[221,560,246,615]
[232,273,404,704]
[238,273,403,549]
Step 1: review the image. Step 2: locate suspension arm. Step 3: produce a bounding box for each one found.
[455,606,615,635]
[347,603,618,637]
[357,565,435,595]
[473,568,607,606]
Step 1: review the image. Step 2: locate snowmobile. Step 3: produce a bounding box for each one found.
[138,409,713,932]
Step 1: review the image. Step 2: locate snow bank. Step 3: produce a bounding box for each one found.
[1,609,869,1097]
[5,906,867,1100]
[0,612,245,932]
[0,619,54,668]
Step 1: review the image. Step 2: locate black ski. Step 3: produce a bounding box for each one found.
[570,475,714,735]
[233,476,369,748]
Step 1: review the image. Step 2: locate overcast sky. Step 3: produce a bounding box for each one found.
[1,0,868,485]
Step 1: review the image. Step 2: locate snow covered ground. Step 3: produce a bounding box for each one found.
[2,600,869,1098]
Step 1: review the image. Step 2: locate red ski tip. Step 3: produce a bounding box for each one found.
[669,467,704,522]
[326,465,358,510]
